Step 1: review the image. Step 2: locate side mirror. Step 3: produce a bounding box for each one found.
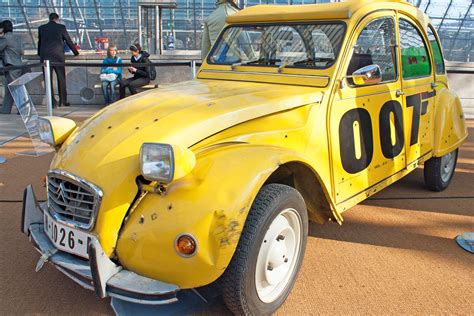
[348,64,382,86]
[38,116,77,148]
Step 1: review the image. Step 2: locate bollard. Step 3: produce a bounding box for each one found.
[44,60,53,116]
[191,60,197,78]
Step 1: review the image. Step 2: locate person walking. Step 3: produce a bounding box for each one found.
[119,44,151,99]
[0,20,23,114]
[38,13,79,107]
[201,0,240,60]
[100,45,122,105]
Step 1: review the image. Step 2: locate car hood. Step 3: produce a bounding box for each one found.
[54,79,322,167]
[50,79,323,254]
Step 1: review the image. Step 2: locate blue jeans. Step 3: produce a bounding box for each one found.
[101,79,119,104]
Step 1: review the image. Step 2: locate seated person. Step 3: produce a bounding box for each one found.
[100,45,122,105]
[119,43,151,99]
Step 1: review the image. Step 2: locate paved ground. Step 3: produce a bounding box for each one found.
[0,110,472,315]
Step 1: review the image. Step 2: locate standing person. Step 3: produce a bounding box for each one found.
[119,44,150,99]
[100,45,122,105]
[0,20,23,114]
[201,0,240,60]
[38,13,79,107]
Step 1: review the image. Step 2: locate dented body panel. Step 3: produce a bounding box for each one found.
[116,145,319,288]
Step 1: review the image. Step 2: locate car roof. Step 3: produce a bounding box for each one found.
[227,0,424,24]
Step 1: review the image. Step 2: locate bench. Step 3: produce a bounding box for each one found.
[93,83,158,89]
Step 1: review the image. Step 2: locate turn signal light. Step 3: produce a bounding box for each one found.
[175,234,197,257]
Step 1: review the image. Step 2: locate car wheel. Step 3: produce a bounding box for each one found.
[424,149,458,192]
[222,183,308,315]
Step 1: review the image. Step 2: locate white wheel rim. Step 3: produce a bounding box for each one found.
[255,208,302,303]
[441,152,455,182]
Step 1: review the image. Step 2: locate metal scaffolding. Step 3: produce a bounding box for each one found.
[0,0,473,61]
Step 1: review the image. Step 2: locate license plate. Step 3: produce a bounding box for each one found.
[44,212,95,259]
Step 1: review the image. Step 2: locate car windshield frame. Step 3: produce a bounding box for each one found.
[206,21,347,70]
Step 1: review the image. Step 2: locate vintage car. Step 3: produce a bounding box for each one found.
[22,0,467,314]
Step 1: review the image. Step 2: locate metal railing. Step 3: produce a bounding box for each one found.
[1,60,200,116]
[0,59,472,116]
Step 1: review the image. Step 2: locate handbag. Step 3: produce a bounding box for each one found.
[100,73,117,82]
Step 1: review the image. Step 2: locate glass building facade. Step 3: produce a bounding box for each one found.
[0,0,472,61]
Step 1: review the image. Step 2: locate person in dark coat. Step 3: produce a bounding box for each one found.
[0,20,23,114]
[119,44,151,99]
[38,13,79,107]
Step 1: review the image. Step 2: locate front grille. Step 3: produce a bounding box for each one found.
[47,170,103,230]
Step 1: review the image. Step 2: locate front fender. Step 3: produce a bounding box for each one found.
[432,89,468,157]
[115,143,313,288]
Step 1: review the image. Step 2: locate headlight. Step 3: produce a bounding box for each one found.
[140,143,196,184]
[38,118,55,146]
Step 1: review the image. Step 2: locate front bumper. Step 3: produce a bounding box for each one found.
[21,185,180,305]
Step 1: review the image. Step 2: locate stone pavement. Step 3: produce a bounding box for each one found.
[0,107,472,315]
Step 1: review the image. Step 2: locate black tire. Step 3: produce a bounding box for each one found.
[222,184,308,316]
[424,149,458,192]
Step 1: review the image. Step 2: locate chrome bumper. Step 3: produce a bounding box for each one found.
[22,185,180,305]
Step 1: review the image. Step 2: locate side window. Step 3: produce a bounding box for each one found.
[427,26,446,74]
[399,19,431,79]
[347,17,397,84]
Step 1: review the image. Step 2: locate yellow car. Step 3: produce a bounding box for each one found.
[22,0,467,314]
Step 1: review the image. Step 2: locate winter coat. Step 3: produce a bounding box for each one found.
[129,51,151,79]
[37,21,79,62]
[0,32,23,77]
[101,56,122,79]
[201,0,239,60]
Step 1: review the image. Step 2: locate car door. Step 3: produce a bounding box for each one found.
[397,15,436,167]
[330,12,406,206]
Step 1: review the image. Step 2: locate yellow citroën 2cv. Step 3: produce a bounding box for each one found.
[22,0,467,314]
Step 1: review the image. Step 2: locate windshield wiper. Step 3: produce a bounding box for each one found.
[278,58,334,72]
[231,59,265,70]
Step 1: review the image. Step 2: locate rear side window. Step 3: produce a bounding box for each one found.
[399,19,431,79]
[427,26,446,74]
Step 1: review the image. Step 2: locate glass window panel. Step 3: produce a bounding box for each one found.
[427,26,445,74]
[347,17,397,83]
[399,18,431,79]
[209,23,345,69]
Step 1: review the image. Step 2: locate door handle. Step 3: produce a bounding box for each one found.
[396,90,405,97]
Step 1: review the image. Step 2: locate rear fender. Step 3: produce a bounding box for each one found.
[432,89,468,157]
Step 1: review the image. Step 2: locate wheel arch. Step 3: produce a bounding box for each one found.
[264,161,339,224]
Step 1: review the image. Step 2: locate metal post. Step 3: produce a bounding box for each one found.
[93,0,104,38]
[191,60,197,78]
[154,6,161,54]
[44,60,53,116]
[138,5,142,48]
[17,0,37,49]
[193,0,197,49]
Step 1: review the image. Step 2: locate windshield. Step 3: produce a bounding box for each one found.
[208,22,346,69]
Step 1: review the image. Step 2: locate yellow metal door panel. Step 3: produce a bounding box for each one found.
[401,78,435,165]
[331,86,406,204]
[330,12,406,204]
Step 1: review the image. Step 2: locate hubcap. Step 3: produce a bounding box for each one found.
[441,152,455,182]
[255,208,302,303]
